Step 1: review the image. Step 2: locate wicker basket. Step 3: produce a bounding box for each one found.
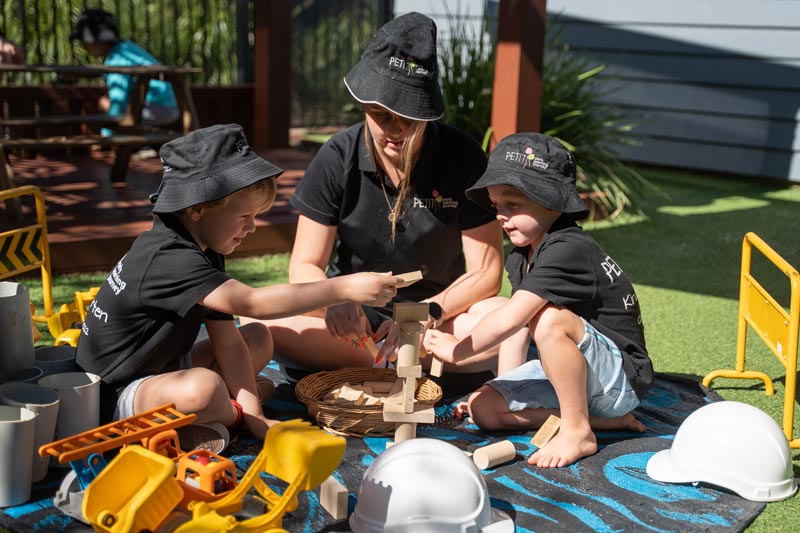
[295,368,442,437]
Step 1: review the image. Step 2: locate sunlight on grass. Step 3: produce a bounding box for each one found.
[657,195,770,215]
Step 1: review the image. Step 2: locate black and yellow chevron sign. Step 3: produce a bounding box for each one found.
[0,227,44,276]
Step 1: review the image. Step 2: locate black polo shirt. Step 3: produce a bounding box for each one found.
[290,121,494,302]
[507,215,653,399]
[76,214,232,420]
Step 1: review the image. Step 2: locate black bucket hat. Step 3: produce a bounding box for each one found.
[69,9,120,44]
[343,12,445,121]
[467,133,590,220]
[150,123,283,214]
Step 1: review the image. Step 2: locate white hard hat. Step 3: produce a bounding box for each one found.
[647,401,797,502]
[350,438,514,532]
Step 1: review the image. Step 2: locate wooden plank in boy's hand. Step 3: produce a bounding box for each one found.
[396,270,423,288]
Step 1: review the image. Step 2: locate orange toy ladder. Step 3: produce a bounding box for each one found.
[39,403,197,488]
[703,232,800,448]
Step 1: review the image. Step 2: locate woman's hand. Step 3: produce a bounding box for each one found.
[325,302,372,347]
[373,318,401,364]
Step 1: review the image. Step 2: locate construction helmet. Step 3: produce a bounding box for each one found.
[350,438,514,532]
[647,401,797,502]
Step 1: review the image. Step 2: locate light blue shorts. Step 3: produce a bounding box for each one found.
[113,351,193,420]
[487,320,640,418]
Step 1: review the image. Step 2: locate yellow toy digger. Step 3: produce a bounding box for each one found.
[81,418,346,533]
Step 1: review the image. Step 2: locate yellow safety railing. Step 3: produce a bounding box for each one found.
[703,232,800,448]
[0,185,53,319]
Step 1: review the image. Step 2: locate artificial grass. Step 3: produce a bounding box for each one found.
[10,165,800,531]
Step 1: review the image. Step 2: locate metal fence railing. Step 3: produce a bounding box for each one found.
[0,0,499,130]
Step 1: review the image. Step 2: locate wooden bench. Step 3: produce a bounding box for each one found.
[0,114,125,127]
[0,132,180,219]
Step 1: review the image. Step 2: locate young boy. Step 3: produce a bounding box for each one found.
[69,9,179,135]
[424,132,653,468]
[76,123,401,445]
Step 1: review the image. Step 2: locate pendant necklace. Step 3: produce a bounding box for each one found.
[379,172,399,223]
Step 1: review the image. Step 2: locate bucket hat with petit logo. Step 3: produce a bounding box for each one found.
[150,123,283,213]
[343,12,445,121]
[467,132,590,220]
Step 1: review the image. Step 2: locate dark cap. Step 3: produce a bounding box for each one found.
[467,133,589,220]
[150,124,283,213]
[343,12,444,121]
[69,9,120,44]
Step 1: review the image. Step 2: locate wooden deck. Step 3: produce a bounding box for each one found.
[0,147,312,274]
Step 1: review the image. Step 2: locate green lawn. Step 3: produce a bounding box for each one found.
[12,165,800,530]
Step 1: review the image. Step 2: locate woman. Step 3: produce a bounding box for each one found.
[242,12,505,374]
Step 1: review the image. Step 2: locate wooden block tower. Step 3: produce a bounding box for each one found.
[383,302,435,444]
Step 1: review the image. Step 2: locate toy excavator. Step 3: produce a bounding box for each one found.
[62,415,345,532]
[39,403,197,523]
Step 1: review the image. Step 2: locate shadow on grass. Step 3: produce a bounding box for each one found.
[584,167,800,301]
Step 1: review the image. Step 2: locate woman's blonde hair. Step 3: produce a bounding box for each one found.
[364,119,424,241]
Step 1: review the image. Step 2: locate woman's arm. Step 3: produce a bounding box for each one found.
[426,219,504,322]
[288,215,338,283]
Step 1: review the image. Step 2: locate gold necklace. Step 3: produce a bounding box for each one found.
[379,172,399,223]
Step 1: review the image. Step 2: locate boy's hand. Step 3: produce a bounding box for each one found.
[344,272,401,307]
[422,329,459,363]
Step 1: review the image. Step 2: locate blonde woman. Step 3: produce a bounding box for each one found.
[243,13,505,378]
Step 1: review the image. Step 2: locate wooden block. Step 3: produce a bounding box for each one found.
[530,415,561,448]
[382,402,435,423]
[396,365,422,378]
[394,422,417,442]
[363,381,394,394]
[392,302,430,322]
[473,440,517,470]
[396,270,423,288]
[429,356,444,377]
[402,377,415,412]
[337,385,365,404]
[363,337,380,358]
[320,476,348,520]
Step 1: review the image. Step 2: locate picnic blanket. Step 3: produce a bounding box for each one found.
[0,372,765,532]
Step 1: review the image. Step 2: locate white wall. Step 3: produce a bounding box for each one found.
[397,0,800,182]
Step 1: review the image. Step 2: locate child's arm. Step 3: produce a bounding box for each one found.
[424,290,547,365]
[205,319,272,439]
[200,272,401,319]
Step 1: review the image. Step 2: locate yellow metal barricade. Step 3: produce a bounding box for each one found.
[0,185,100,345]
[703,232,800,448]
[0,185,53,329]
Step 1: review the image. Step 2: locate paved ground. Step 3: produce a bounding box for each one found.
[1,146,312,274]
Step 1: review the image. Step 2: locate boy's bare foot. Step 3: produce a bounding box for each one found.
[589,412,645,432]
[528,424,597,468]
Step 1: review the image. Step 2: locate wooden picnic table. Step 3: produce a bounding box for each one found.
[0,64,202,218]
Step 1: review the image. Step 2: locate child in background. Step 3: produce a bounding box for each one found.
[0,34,24,65]
[69,8,179,137]
[424,132,653,468]
[76,124,401,448]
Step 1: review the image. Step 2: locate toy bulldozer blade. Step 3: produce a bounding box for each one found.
[174,419,346,533]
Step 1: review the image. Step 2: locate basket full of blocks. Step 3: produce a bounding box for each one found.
[295,367,442,437]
